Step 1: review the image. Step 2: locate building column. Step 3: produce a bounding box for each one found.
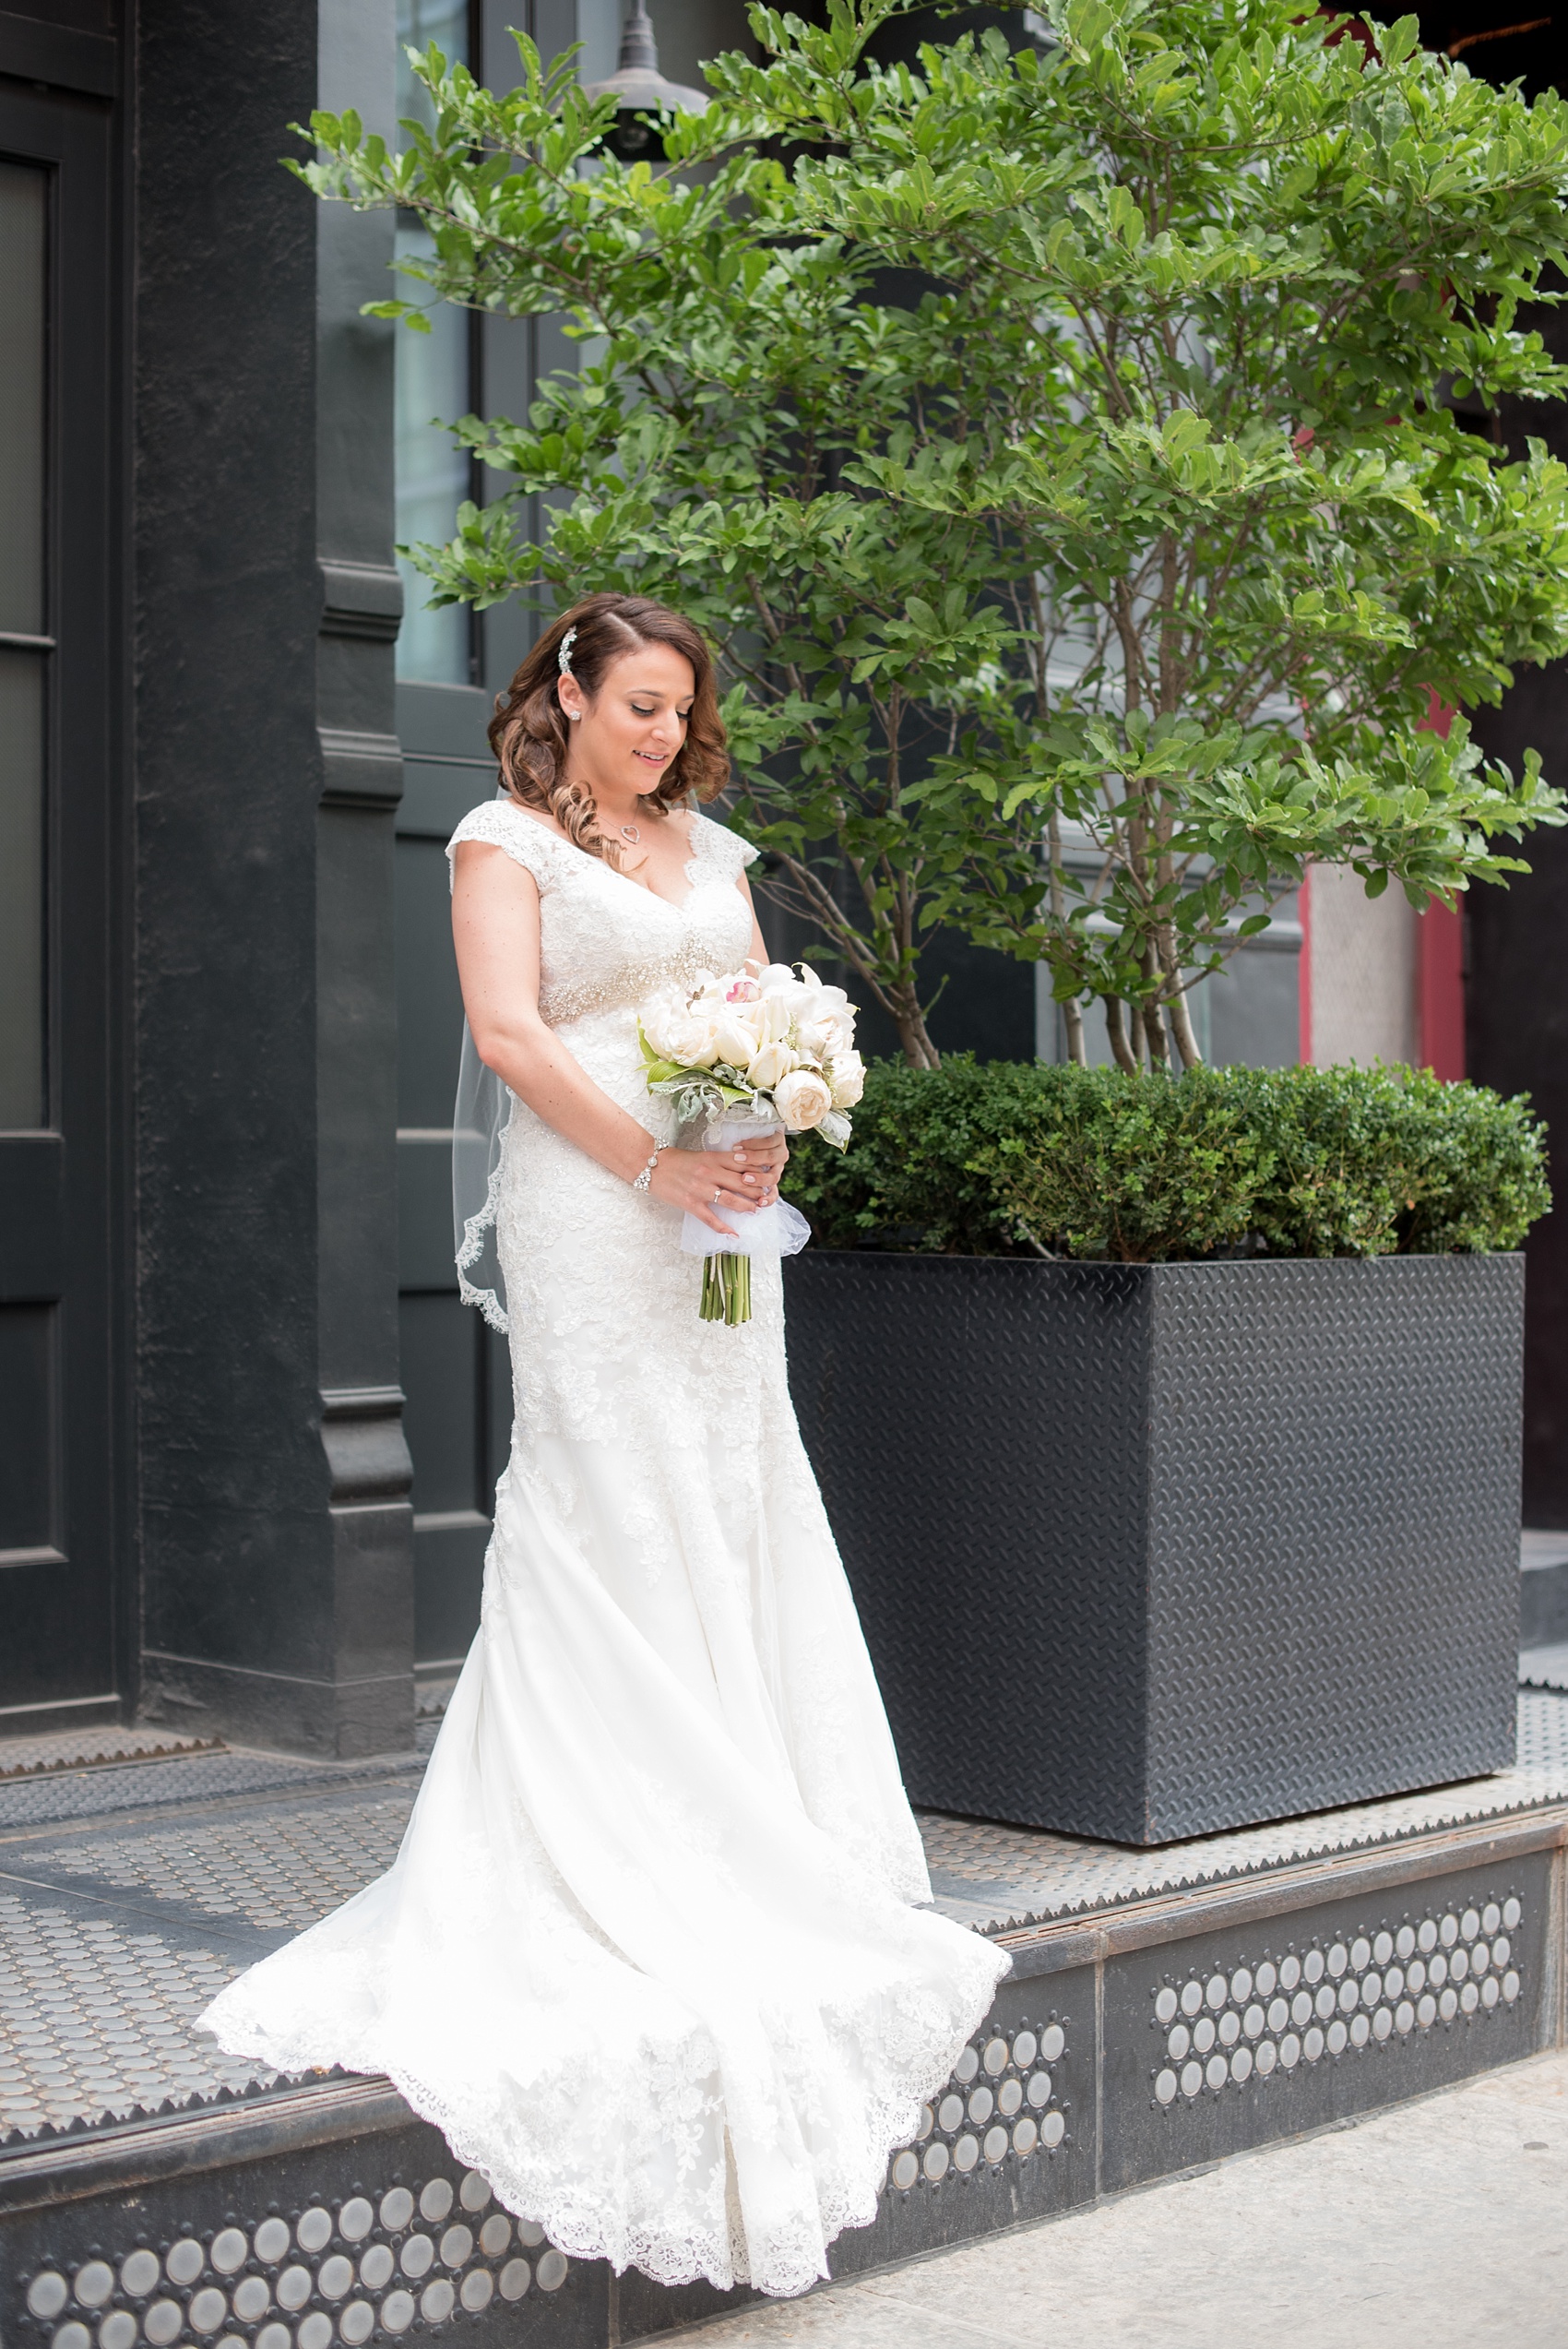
[313,0,416,1753]
[135,0,413,1755]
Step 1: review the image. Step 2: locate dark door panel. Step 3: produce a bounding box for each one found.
[0,1135,65,1299]
[0,1300,115,1705]
[0,73,123,1730]
[0,1302,61,1558]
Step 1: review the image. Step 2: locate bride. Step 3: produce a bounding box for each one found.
[201,591,1006,2300]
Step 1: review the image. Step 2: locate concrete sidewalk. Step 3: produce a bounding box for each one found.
[669,2050,1568,2349]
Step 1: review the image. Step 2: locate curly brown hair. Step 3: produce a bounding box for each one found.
[487,594,730,863]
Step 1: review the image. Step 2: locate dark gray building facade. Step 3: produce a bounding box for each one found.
[3,0,425,1752]
[0,0,757,1754]
[4,0,1568,1760]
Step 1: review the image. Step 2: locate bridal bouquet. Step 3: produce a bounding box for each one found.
[638,963,863,1324]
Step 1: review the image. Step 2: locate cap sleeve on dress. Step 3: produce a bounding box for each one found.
[689,811,760,881]
[446,802,564,895]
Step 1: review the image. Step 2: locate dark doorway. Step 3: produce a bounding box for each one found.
[0,75,124,1731]
[1417,3,1568,1521]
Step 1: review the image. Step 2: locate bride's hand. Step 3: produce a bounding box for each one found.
[645,1138,790,1234]
[734,1131,789,1206]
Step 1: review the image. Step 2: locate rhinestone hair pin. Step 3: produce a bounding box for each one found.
[557,626,578,677]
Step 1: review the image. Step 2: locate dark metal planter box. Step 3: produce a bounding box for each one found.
[784,1253,1523,1845]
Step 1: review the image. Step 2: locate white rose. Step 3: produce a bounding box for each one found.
[710,1006,760,1069]
[812,986,855,1044]
[773,1067,833,1130]
[794,1016,837,1066]
[746,1040,798,1091]
[796,974,854,1033]
[643,993,720,1067]
[826,1049,865,1107]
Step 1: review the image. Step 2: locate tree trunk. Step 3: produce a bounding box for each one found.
[892,993,942,1069]
[1166,983,1204,1069]
[1044,815,1086,1066]
[1104,996,1139,1075]
[1139,945,1170,1069]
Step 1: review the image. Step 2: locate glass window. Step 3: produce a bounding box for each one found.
[395,0,473,685]
[0,159,48,1130]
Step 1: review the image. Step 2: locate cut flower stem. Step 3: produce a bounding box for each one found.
[700,1251,752,1326]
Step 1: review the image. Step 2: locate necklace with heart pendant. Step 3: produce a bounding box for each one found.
[620,823,641,844]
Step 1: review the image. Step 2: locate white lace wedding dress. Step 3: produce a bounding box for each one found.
[200,801,1006,2300]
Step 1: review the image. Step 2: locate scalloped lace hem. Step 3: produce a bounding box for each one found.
[203,1929,1007,2300]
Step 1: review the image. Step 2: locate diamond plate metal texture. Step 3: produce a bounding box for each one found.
[784,1252,1523,1844]
[47,1795,416,1932]
[0,1731,221,1782]
[1142,1258,1522,1838]
[920,1696,1568,1927]
[0,1736,432,1832]
[1,1718,1558,2346]
[0,1896,288,2137]
[9,1707,1568,2145]
[787,1254,1152,1839]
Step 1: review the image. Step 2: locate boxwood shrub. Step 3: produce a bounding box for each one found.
[779,1059,1550,1262]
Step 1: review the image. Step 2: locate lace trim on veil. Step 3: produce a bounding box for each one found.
[456,1151,510,1334]
[453,1023,514,1335]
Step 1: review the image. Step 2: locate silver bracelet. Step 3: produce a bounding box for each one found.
[631,1145,663,1194]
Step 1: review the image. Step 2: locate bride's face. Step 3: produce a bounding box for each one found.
[561,643,695,800]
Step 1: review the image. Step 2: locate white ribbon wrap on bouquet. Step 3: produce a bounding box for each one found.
[678,1112,813,1261]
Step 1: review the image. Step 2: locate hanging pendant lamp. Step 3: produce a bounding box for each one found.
[583,0,708,159]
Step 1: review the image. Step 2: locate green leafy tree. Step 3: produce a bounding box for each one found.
[296,0,1568,1067]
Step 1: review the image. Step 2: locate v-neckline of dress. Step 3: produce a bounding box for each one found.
[515,806,701,916]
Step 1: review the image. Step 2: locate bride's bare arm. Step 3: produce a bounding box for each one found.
[452,840,778,1237]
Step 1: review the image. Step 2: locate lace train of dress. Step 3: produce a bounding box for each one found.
[199,802,1007,2299]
